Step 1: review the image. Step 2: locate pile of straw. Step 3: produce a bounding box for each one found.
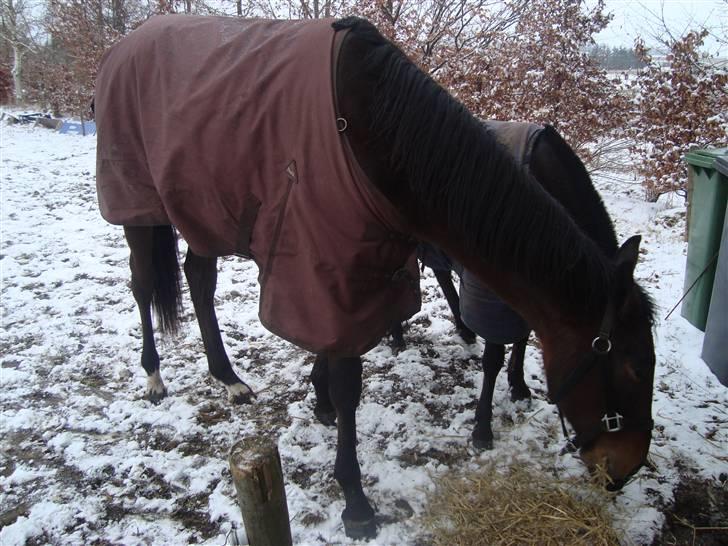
[422,461,621,545]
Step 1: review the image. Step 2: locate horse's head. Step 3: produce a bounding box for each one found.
[543,235,656,489]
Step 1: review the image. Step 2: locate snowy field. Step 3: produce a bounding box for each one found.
[1,124,726,545]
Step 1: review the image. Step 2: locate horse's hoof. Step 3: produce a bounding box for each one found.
[227,383,255,405]
[509,386,532,402]
[471,432,494,450]
[145,388,168,404]
[230,392,254,405]
[146,371,167,403]
[314,406,336,427]
[342,515,377,540]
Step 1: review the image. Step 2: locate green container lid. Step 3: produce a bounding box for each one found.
[685,147,728,169]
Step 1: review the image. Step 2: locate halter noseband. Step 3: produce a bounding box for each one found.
[550,300,653,452]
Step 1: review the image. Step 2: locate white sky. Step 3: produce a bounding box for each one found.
[594,0,727,54]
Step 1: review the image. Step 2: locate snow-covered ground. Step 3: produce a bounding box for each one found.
[1,124,726,545]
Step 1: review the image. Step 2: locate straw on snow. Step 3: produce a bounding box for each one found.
[422,461,621,546]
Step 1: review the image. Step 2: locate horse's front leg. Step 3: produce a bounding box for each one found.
[507,335,532,402]
[184,250,253,404]
[310,354,336,426]
[472,341,505,449]
[328,355,376,539]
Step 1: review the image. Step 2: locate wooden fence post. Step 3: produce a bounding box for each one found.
[229,437,293,546]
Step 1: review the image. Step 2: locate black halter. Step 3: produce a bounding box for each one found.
[550,300,653,452]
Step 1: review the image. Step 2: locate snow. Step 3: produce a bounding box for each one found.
[1,123,726,545]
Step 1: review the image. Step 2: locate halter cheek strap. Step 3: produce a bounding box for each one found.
[551,301,653,452]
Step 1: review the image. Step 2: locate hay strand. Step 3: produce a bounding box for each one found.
[422,461,621,545]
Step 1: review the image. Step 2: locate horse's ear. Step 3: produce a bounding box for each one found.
[614,235,641,301]
[616,235,641,275]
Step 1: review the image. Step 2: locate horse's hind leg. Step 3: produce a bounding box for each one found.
[311,354,336,426]
[183,249,254,404]
[124,226,174,402]
[507,335,532,402]
[472,341,505,449]
[327,355,376,539]
[433,269,475,343]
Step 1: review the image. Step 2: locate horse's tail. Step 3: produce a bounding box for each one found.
[152,225,182,335]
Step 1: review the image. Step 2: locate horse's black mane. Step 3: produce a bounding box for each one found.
[334,17,613,315]
[535,125,619,256]
[532,125,656,324]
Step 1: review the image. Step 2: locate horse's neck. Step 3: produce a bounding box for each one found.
[418,226,596,339]
[336,32,609,334]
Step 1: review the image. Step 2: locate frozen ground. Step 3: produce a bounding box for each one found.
[1,124,726,545]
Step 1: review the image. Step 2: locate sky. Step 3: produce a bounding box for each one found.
[595,0,727,54]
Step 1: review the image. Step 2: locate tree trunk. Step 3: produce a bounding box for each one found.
[112,0,126,33]
[11,44,23,102]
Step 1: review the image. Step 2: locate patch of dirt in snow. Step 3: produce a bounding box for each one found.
[652,473,728,545]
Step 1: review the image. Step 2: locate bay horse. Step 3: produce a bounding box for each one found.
[95,15,656,539]
[386,122,628,451]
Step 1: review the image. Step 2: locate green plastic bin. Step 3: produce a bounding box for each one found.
[681,148,728,331]
[701,160,728,385]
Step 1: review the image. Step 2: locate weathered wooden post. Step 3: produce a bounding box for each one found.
[229,437,292,546]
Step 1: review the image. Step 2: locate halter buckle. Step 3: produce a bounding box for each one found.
[601,412,623,433]
[591,335,612,355]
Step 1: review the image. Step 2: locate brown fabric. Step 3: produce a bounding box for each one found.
[95,15,420,355]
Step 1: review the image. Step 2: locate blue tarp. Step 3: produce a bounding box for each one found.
[58,121,96,136]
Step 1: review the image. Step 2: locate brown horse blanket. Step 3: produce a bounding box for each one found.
[95,15,420,355]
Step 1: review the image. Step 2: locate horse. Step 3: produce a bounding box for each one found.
[387,122,626,451]
[94,15,656,539]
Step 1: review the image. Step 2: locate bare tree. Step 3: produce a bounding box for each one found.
[0,0,40,102]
